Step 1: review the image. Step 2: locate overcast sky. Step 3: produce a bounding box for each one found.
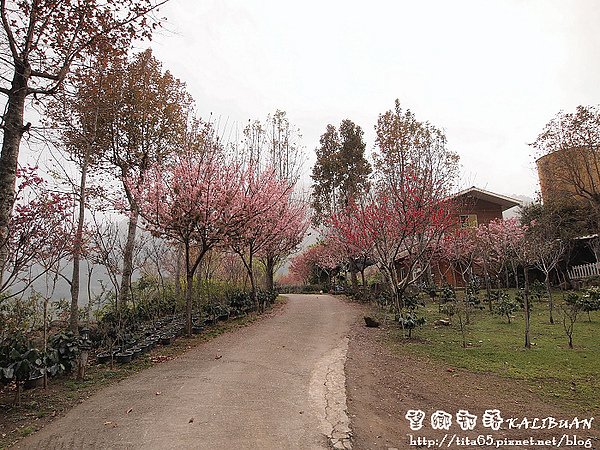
[146,0,600,199]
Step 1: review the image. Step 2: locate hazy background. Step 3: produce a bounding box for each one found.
[143,0,600,200]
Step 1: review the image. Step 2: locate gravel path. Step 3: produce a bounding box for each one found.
[18,294,357,450]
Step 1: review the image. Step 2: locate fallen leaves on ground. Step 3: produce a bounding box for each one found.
[150,355,175,364]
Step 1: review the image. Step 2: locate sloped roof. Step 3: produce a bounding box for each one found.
[451,186,522,211]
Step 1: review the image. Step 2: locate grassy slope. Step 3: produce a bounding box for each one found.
[384,294,600,413]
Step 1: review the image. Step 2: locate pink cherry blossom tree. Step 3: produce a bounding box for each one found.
[289,241,342,289]
[133,142,246,335]
[257,196,310,292]
[228,167,296,310]
[478,218,533,347]
[327,199,375,287]
[329,178,453,314]
[439,227,480,286]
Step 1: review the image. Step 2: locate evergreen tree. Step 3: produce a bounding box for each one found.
[310,120,371,226]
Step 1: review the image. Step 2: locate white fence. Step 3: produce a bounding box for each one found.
[568,262,600,279]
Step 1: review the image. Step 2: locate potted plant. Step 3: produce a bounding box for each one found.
[160,334,175,345]
[114,350,133,364]
[0,334,43,405]
[96,351,112,364]
[48,331,80,374]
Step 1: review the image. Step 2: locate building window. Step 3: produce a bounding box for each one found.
[460,214,478,228]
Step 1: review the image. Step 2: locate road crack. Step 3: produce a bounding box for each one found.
[310,337,352,449]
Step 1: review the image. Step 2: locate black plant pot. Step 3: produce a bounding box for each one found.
[115,351,133,364]
[24,374,45,390]
[203,318,215,327]
[131,347,142,359]
[192,325,204,335]
[217,314,229,322]
[96,351,112,364]
[160,334,175,345]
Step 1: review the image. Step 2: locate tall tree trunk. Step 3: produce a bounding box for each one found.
[523,266,531,349]
[244,248,259,310]
[349,258,359,290]
[0,64,30,287]
[483,260,493,312]
[184,243,193,336]
[545,272,554,324]
[175,244,182,297]
[118,208,139,310]
[265,256,275,292]
[185,269,193,337]
[43,297,49,389]
[249,267,259,311]
[69,155,89,332]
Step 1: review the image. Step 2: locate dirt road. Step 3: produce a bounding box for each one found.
[18,294,357,450]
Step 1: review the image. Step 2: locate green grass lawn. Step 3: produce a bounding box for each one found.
[386,293,600,412]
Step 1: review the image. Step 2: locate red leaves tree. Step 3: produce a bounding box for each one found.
[327,101,458,314]
[531,105,600,218]
[98,49,192,311]
[289,241,342,288]
[330,181,452,314]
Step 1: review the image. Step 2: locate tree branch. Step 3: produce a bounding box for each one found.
[29,69,60,80]
[0,0,20,60]
[27,84,61,96]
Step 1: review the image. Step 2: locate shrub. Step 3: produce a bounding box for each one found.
[398,291,426,338]
[0,332,46,404]
[530,280,546,302]
[440,284,456,303]
[226,290,252,315]
[48,331,80,374]
[581,287,600,315]
[495,291,520,323]
[465,279,484,310]
[347,286,372,303]
[257,290,278,307]
[515,289,533,311]
[397,312,426,338]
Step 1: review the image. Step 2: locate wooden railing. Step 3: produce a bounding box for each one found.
[568,262,600,279]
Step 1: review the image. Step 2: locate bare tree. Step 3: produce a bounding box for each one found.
[532,105,600,231]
